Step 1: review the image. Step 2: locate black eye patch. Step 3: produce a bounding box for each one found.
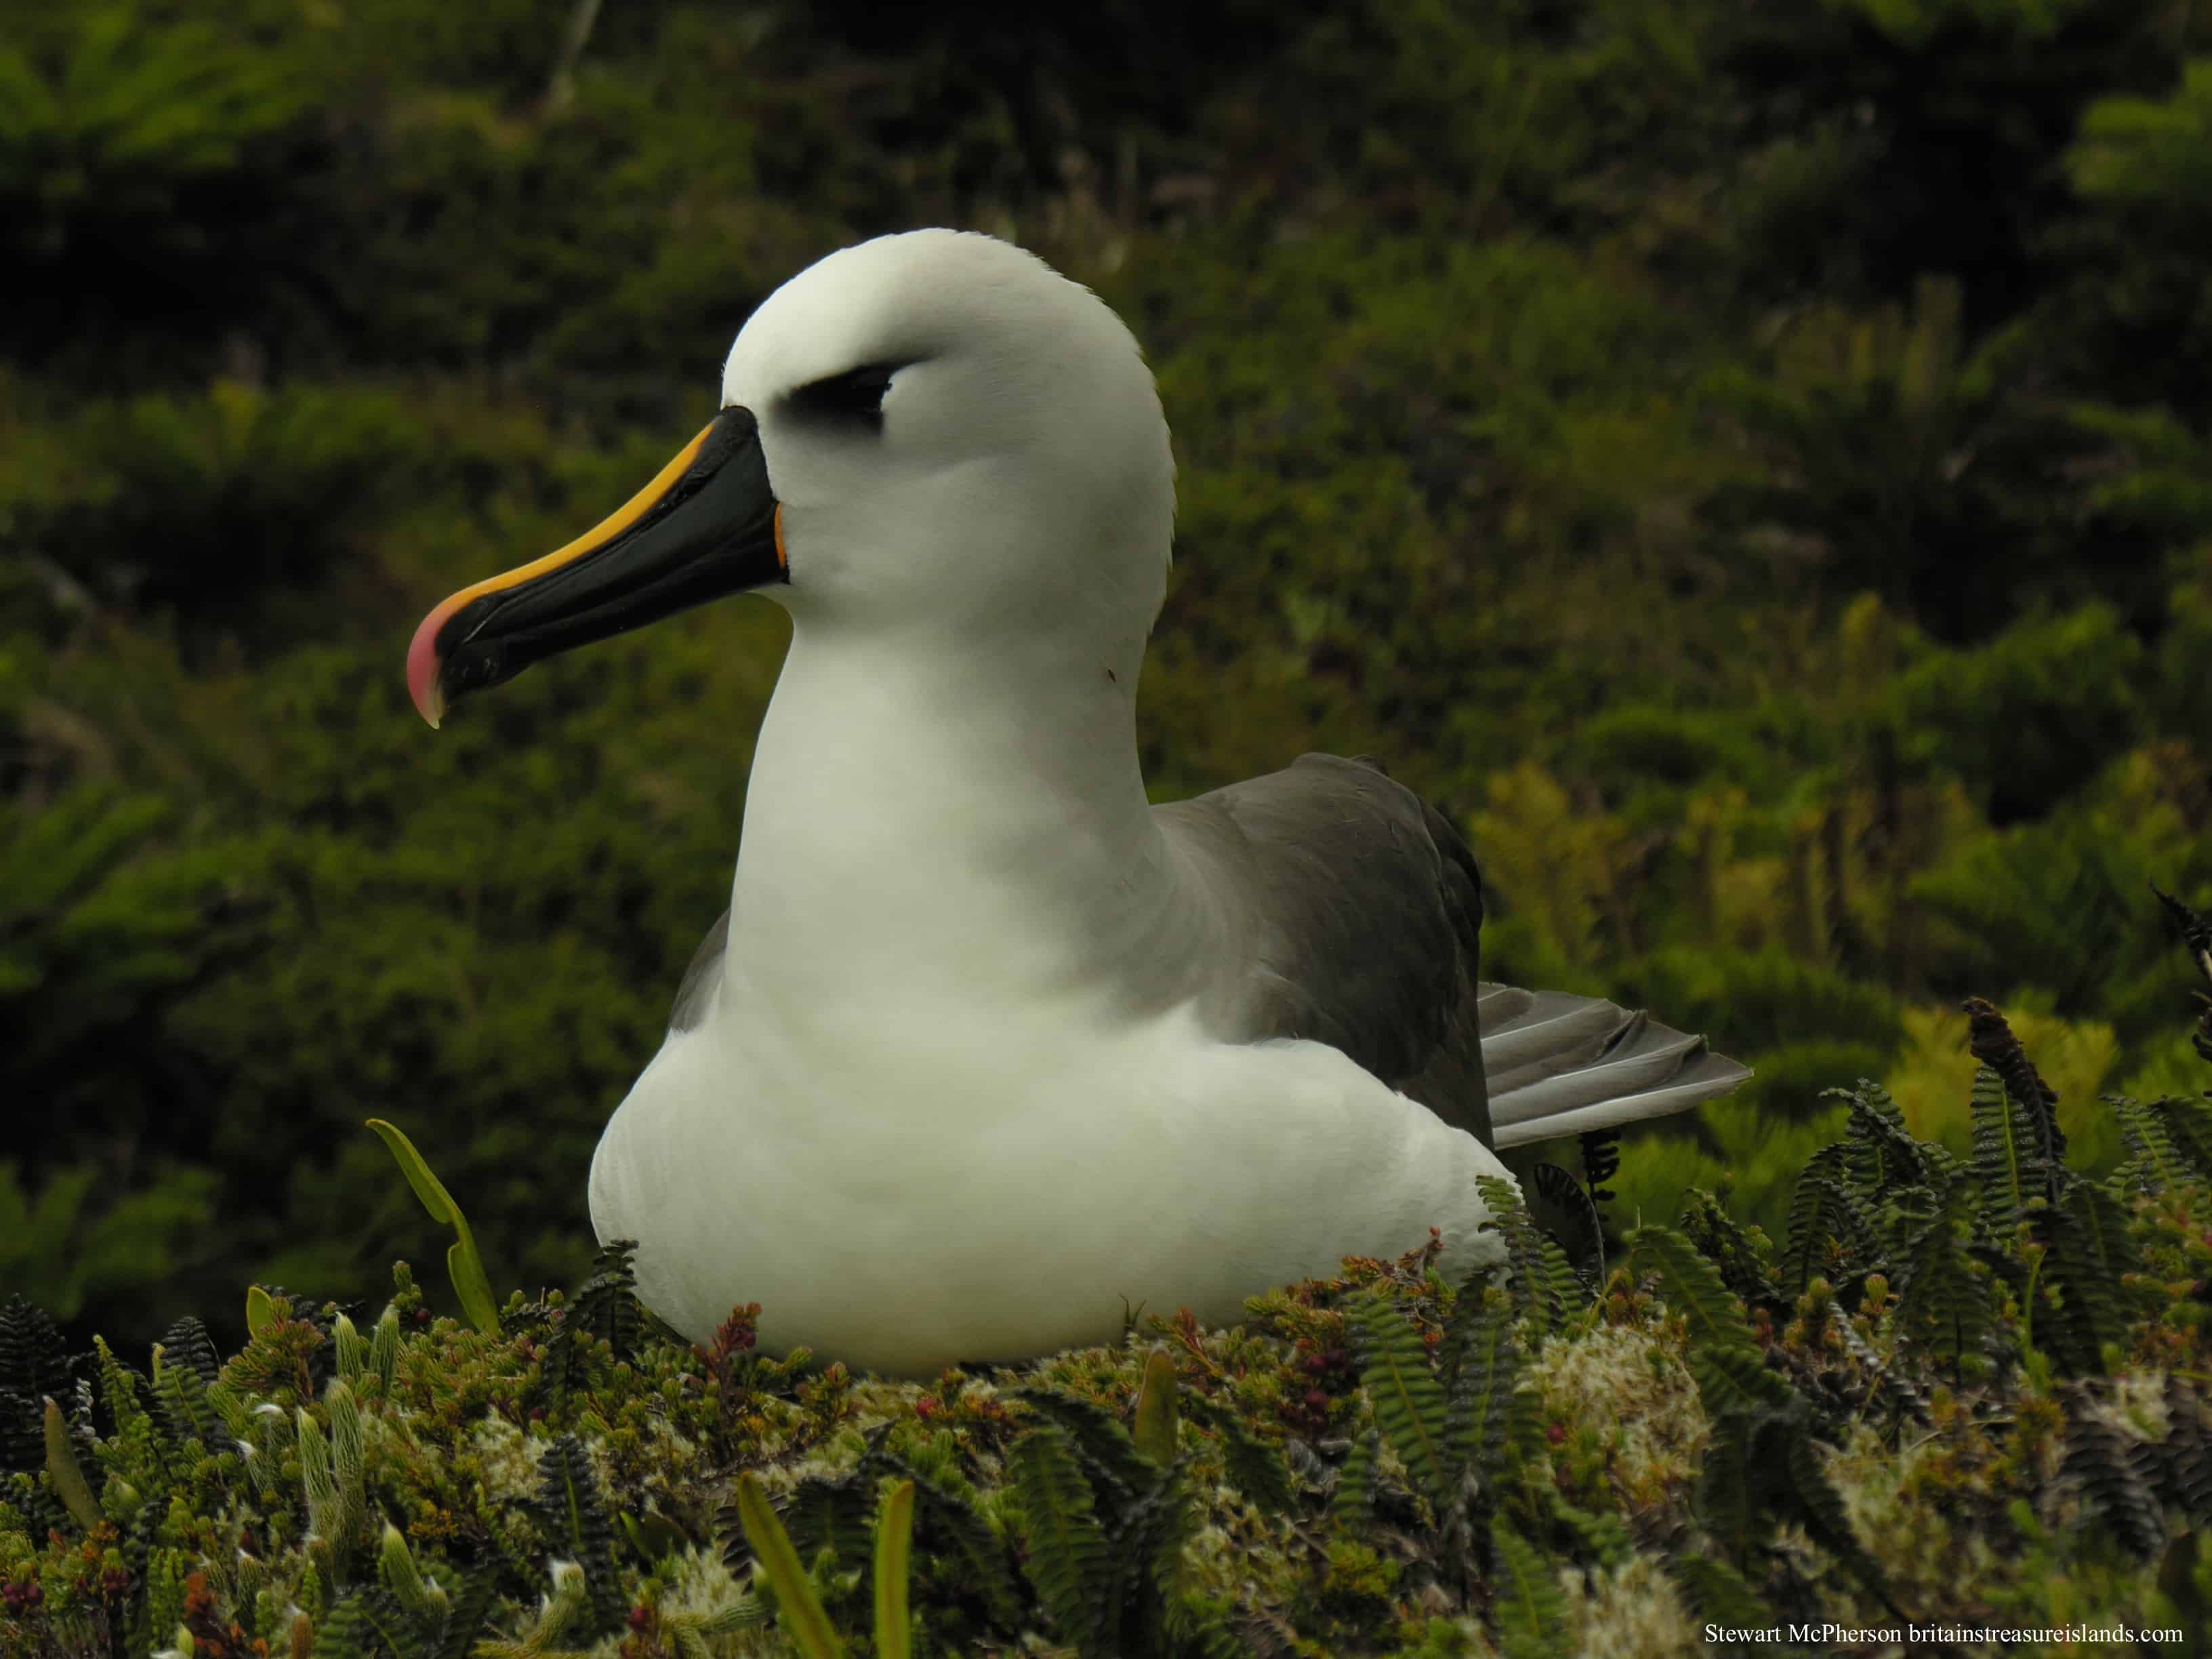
[783,363,903,429]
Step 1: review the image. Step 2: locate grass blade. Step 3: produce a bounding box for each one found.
[874,1479,914,1659]
[733,1471,845,1659]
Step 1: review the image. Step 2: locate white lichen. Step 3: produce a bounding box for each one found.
[1561,1555,1702,1658]
[1528,1322,1708,1511]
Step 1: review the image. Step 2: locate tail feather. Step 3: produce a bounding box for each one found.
[1477,982,1751,1150]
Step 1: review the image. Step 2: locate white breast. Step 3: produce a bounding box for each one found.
[588,1000,1509,1375]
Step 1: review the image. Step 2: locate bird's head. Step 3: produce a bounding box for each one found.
[407,229,1175,727]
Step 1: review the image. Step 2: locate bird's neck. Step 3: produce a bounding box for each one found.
[718,621,1179,1033]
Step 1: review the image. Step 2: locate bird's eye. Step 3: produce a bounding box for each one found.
[785,363,899,428]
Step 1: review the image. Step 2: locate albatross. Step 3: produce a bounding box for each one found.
[407,228,1748,1376]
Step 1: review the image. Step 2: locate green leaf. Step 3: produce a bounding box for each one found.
[377,1522,436,1621]
[1132,1349,1179,1467]
[365,1119,499,1334]
[732,1471,845,1659]
[870,1451,1025,1633]
[245,1284,277,1338]
[43,1395,101,1531]
[619,1511,689,1564]
[873,1480,914,1659]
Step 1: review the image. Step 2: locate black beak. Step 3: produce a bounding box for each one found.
[407,405,784,726]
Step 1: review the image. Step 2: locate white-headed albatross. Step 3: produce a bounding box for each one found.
[407,229,1750,1376]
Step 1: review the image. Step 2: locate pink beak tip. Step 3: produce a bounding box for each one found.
[406,608,449,730]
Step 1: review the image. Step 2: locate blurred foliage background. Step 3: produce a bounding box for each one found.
[5,0,2211,1350]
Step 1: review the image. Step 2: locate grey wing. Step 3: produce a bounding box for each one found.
[1153,753,1494,1144]
[668,907,729,1034]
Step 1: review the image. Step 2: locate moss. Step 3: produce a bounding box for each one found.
[1527,1319,1706,1522]
[10,1010,2212,1657]
[1557,1557,1700,1659]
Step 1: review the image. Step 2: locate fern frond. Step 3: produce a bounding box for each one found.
[1629,1225,1760,1354]
[1578,1127,1622,1206]
[1011,1425,1113,1656]
[1666,1551,1771,1627]
[1181,1391,1294,1515]
[1831,1080,1933,1193]
[533,1433,623,1635]
[1782,1145,1860,1292]
[1095,1452,1196,1655]
[2030,1182,2142,1375]
[2156,1376,2212,1525]
[1781,1419,1897,1611]
[147,1345,218,1460]
[1488,1518,1570,1659]
[0,1296,79,1476]
[2142,1093,2212,1179]
[768,1469,875,1581]
[2110,1095,2188,1193]
[1474,1174,1576,1338]
[2058,1406,2167,1558]
[432,1568,497,1659]
[1963,998,2066,1195]
[567,1239,647,1363]
[1685,1341,1793,1418]
[1894,1183,1994,1368]
[1009,1387,1155,1515]
[1349,1290,1454,1510]
[1969,1063,2035,1226]
[1547,1492,1631,1569]
[2150,880,2212,994]
[152,1315,222,1387]
[1330,1427,1380,1533]
[1442,1298,1524,1501]
[1694,1406,1788,1567]
[310,1586,407,1659]
[1680,1187,1779,1309]
[1532,1161,1605,1286]
[870,1449,1024,1633]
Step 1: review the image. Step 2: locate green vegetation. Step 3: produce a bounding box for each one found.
[5,983,2211,1654]
[5,0,2210,1349]
[5,0,2212,1641]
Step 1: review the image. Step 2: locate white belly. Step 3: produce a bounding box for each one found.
[588,1003,1511,1375]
